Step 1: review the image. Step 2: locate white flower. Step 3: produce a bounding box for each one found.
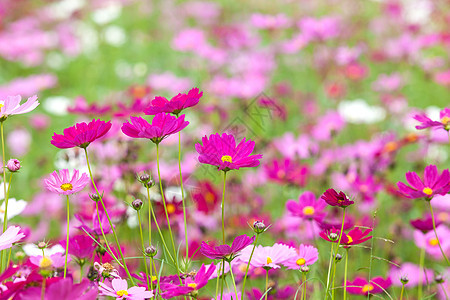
[22,244,64,257]
[0,198,27,221]
[43,96,71,116]
[338,99,386,124]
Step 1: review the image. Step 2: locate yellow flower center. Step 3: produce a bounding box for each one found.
[167,203,176,214]
[422,187,433,196]
[205,192,215,203]
[221,155,233,163]
[346,236,353,244]
[60,183,73,191]
[429,238,439,246]
[0,103,4,108]
[116,290,128,296]
[362,284,374,293]
[296,258,306,266]
[39,256,53,269]
[266,256,273,264]
[302,206,315,216]
[188,283,197,289]
[277,170,285,178]
[441,116,450,125]
[151,275,157,281]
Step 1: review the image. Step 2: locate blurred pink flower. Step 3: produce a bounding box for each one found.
[0,95,39,119]
[0,226,25,251]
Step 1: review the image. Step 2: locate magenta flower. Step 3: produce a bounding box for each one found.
[195,133,262,172]
[44,169,90,195]
[121,113,189,144]
[145,87,203,115]
[321,188,354,208]
[239,243,296,269]
[346,276,392,296]
[0,226,24,251]
[264,158,309,186]
[60,235,96,260]
[99,278,154,299]
[286,191,326,222]
[51,119,112,149]
[414,108,450,131]
[0,95,39,120]
[320,227,373,248]
[397,165,450,199]
[200,234,255,261]
[410,215,440,233]
[284,244,319,270]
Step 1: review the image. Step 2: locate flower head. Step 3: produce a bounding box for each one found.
[51,119,112,149]
[321,188,354,208]
[145,87,203,115]
[6,159,20,172]
[320,227,373,248]
[99,278,154,299]
[238,243,296,269]
[346,276,392,296]
[44,169,90,195]
[0,95,39,120]
[121,113,189,144]
[397,165,450,199]
[284,244,319,270]
[200,234,255,261]
[0,226,25,251]
[195,133,262,172]
[286,191,326,222]
[414,108,450,131]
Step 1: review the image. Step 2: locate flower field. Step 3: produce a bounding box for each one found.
[0,0,449,299]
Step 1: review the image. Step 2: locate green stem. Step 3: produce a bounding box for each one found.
[331,208,346,300]
[343,248,349,300]
[302,273,307,300]
[41,277,46,300]
[400,284,405,300]
[94,202,121,266]
[429,201,450,265]
[325,243,335,300]
[241,233,259,295]
[418,247,425,300]
[84,148,135,285]
[155,143,180,276]
[0,121,7,272]
[1,173,12,270]
[265,269,269,300]
[64,195,70,278]
[215,262,221,300]
[228,261,239,300]
[177,131,189,268]
[220,259,225,300]
[137,211,151,290]
[221,171,227,244]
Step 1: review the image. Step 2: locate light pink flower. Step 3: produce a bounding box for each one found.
[99,278,154,299]
[414,226,450,259]
[284,244,319,270]
[44,169,90,196]
[239,243,296,269]
[0,226,24,251]
[0,95,39,119]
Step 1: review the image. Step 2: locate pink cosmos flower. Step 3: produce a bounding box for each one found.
[44,169,90,195]
[414,226,450,259]
[389,262,434,287]
[264,158,308,186]
[60,235,96,259]
[414,108,450,131]
[0,95,39,120]
[99,278,154,299]
[397,165,450,199]
[286,191,326,222]
[346,276,392,296]
[320,227,373,248]
[121,113,189,144]
[144,87,203,115]
[195,133,262,171]
[239,243,296,269]
[200,234,255,261]
[283,244,319,270]
[250,13,290,30]
[30,253,67,269]
[0,226,25,251]
[51,119,112,149]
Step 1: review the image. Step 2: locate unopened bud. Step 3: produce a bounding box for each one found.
[90,194,101,202]
[15,251,25,261]
[335,254,342,262]
[253,220,266,234]
[6,159,20,172]
[435,274,444,284]
[37,241,47,249]
[300,266,310,273]
[400,276,409,284]
[132,199,143,210]
[145,245,157,257]
[329,233,338,241]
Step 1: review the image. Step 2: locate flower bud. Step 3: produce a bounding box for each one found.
[400,276,409,284]
[138,173,155,188]
[6,159,20,172]
[145,245,157,257]
[14,251,25,261]
[329,233,338,241]
[253,220,266,234]
[90,194,101,202]
[132,199,143,210]
[300,266,310,273]
[37,241,48,249]
[334,254,342,262]
[139,174,150,182]
[435,274,444,284]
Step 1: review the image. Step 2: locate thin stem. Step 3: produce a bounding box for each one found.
[366,212,376,300]
[399,283,405,300]
[137,211,151,290]
[440,282,449,300]
[325,243,335,300]
[265,269,269,300]
[302,273,307,300]
[215,262,221,300]
[41,277,46,300]
[146,186,174,263]
[177,131,189,268]
[241,233,259,295]
[94,202,121,266]
[331,208,346,300]
[228,261,239,300]
[0,121,7,271]
[221,171,227,244]
[418,247,425,300]
[64,195,70,278]
[220,258,225,300]
[155,143,180,276]
[429,201,450,265]
[84,148,135,285]
[343,248,349,300]
[1,173,12,270]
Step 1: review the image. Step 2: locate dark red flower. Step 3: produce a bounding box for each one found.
[321,188,354,208]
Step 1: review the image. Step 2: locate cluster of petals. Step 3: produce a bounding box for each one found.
[99,278,154,299]
[0,95,39,119]
[51,119,112,149]
[414,107,450,131]
[44,169,90,195]
[397,165,450,199]
[346,276,392,296]
[321,188,354,208]
[200,234,255,261]
[145,87,203,115]
[320,227,373,247]
[286,191,327,222]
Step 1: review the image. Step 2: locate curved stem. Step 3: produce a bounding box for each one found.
[84,148,135,285]
[265,269,269,300]
[429,201,450,265]
[177,131,189,268]
[64,195,70,278]
[241,233,259,295]
[137,211,151,290]
[228,261,239,300]
[343,248,349,300]
[221,171,227,244]
[155,144,180,276]
[331,208,346,300]
[418,247,425,300]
